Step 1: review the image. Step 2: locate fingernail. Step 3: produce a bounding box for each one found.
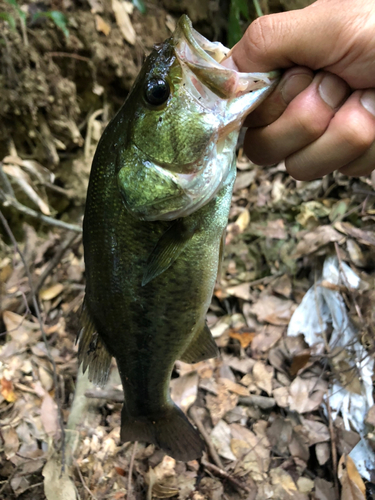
[318,73,348,109]
[360,89,375,116]
[221,55,239,71]
[281,73,313,104]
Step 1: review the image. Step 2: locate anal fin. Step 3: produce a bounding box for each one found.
[77,300,112,387]
[180,323,219,364]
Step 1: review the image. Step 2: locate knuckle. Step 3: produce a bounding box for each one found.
[295,109,328,140]
[340,119,374,152]
[245,15,276,55]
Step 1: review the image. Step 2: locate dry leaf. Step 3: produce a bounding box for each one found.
[314,477,335,500]
[235,209,250,232]
[219,377,250,396]
[316,442,330,465]
[251,325,284,356]
[170,371,198,413]
[1,377,17,402]
[288,376,327,413]
[249,295,296,325]
[252,361,274,395]
[334,221,375,247]
[294,225,343,258]
[229,328,256,348]
[2,311,40,347]
[206,381,238,425]
[226,282,252,301]
[338,455,366,500]
[273,273,292,298]
[95,14,111,35]
[272,386,289,408]
[2,426,20,459]
[43,457,78,500]
[41,392,60,438]
[112,0,136,45]
[211,420,236,461]
[39,283,64,301]
[299,417,330,446]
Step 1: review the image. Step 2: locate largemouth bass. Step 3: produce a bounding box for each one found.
[79,15,279,461]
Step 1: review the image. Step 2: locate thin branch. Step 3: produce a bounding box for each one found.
[1,192,82,232]
[0,210,66,470]
[325,393,339,499]
[75,462,98,500]
[127,441,138,500]
[189,407,224,470]
[201,457,252,494]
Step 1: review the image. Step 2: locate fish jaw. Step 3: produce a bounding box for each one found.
[117,16,280,222]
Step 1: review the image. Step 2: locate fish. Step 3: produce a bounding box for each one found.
[79,15,279,461]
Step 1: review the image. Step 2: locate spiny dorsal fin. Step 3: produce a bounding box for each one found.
[180,323,219,364]
[142,218,198,286]
[78,301,112,387]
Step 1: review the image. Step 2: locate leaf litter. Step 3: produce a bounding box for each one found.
[1,1,375,499]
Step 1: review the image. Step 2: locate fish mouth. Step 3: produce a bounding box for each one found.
[173,15,279,100]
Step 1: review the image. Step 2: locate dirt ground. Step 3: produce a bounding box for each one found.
[0,0,375,499]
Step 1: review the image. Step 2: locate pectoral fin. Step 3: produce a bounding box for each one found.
[77,301,112,387]
[142,218,198,286]
[180,323,219,363]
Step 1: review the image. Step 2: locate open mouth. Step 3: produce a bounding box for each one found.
[173,15,279,99]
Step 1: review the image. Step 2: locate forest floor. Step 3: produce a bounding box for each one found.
[0,0,374,499]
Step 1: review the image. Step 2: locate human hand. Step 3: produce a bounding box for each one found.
[224,0,375,180]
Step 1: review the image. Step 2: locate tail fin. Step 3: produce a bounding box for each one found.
[120,404,204,461]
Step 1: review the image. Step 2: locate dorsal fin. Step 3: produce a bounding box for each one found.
[77,301,112,387]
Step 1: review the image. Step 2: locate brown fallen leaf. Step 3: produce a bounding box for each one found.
[1,376,17,402]
[111,0,136,45]
[2,425,20,459]
[338,454,366,500]
[95,14,111,36]
[219,377,250,396]
[249,295,296,325]
[170,371,198,413]
[288,376,327,413]
[206,381,238,425]
[294,225,344,258]
[41,392,60,438]
[229,328,256,349]
[314,477,336,500]
[335,221,375,247]
[252,361,274,396]
[39,283,64,301]
[272,273,292,298]
[226,282,252,301]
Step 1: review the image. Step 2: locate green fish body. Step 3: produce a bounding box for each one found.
[80,16,279,461]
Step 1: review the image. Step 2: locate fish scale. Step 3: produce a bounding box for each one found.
[79,15,279,461]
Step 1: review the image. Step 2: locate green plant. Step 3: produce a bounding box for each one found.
[227,0,263,48]
[132,0,146,15]
[32,10,69,38]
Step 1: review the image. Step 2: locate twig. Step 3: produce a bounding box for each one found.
[85,387,124,402]
[0,210,66,470]
[31,232,79,300]
[1,193,82,232]
[201,457,251,494]
[325,393,339,499]
[48,52,91,63]
[252,0,263,17]
[0,163,15,197]
[189,407,224,470]
[75,462,98,500]
[127,441,138,500]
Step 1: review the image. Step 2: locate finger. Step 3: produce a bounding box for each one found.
[229,3,346,73]
[244,72,351,165]
[286,89,375,180]
[339,142,375,177]
[244,67,314,128]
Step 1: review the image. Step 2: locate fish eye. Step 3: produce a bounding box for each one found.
[145,78,170,106]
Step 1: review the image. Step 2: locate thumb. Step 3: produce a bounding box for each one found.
[228,1,350,74]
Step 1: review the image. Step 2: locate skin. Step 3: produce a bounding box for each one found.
[223,0,375,180]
